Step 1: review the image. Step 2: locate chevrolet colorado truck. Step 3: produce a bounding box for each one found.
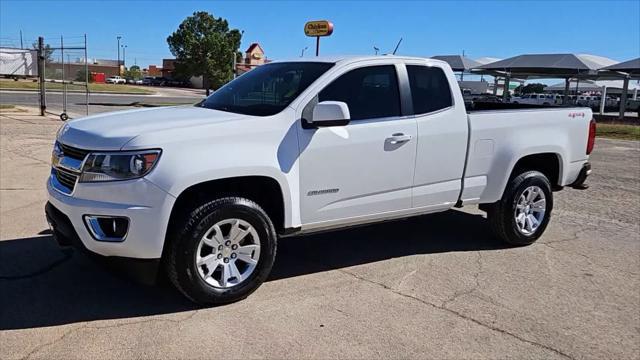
[46,55,595,305]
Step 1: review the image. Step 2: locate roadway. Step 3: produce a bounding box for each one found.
[0,89,204,117]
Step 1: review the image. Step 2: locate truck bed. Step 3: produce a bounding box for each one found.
[459,105,592,205]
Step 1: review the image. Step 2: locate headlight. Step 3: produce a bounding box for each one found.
[79,150,161,182]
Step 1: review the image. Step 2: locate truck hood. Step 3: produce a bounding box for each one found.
[58,106,244,150]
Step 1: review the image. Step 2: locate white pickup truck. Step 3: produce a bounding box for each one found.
[46,55,595,305]
[106,75,126,84]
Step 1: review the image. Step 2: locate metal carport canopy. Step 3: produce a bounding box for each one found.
[599,58,640,118]
[431,55,482,72]
[472,53,618,102]
[474,53,617,78]
[600,57,640,76]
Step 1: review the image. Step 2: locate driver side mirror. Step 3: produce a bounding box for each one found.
[311,101,350,126]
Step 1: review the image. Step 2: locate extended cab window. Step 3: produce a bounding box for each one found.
[318,65,401,120]
[407,65,453,114]
[201,62,333,116]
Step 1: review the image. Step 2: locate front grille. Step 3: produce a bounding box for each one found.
[60,143,90,160]
[55,168,79,192]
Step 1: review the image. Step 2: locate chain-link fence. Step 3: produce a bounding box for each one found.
[0,34,89,120]
[42,35,89,120]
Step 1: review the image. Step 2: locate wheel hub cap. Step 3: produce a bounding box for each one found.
[195,218,261,289]
[514,186,546,236]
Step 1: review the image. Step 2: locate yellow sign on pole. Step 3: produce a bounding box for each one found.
[304,20,334,37]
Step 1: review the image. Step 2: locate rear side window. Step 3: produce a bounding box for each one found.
[319,65,401,120]
[407,65,453,115]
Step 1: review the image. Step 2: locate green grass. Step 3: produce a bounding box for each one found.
[596,123,640,141]
[0,104,27,112]
[0,80,154,94]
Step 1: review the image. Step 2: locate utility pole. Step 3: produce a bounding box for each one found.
[37,37,46,116]
[19,30,23,49]
[117,36,122,75]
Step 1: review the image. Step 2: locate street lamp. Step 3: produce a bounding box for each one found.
[301,46,308,57]
[117,36,122,75]
[121,45,127,68]
[117,36,122,65]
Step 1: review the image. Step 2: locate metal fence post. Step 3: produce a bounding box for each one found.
[37,36,46,116]
[85,34,89,116]
[61,35,67,120]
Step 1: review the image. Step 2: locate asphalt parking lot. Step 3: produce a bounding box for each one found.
[1,109,638,359]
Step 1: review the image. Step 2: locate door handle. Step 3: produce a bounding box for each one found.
[387,133,412,144]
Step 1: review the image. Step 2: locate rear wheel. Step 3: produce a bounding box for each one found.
[165,197,277,305]
[486,170,553,245]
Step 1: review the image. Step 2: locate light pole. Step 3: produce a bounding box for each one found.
[301,46,308,57]
[117,36,122,75]
[121,45,127,68]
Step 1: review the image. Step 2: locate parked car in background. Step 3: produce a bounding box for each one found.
[541,94,563,105]
[141,77,166,86]
[106,76,126,84]
[589,96,618,109]
[576,95,593,107]
[151,77,167,86]
[47,55,595,305]
[142,77,155,86]
[511,93,551,105]
[626,99,640,113]
[167,79,192,88]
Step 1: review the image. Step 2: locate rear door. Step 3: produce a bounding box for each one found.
[407,63,469,210]
[297,62,417,227]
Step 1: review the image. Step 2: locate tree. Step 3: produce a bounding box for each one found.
[76,68,91,82]
[515,83,547,95]
[124,65,142,80]
[32,41,54,62]
[167,11,242,93]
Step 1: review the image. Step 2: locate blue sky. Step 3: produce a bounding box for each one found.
[1,0,638,69]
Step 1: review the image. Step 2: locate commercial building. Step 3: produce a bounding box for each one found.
[146,42,268,88]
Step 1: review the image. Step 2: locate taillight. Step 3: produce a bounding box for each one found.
[586,119,596,155]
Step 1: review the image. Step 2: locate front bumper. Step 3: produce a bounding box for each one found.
[47,174,176,260]
[45,202,161,284]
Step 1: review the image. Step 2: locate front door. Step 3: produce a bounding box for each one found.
[297,64,417,227]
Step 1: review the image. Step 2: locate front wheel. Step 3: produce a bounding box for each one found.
[486,170,553,246]
[165,197,277,305]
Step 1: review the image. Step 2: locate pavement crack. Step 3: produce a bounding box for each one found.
[3,148,50,165]
[86,310,199,330]
[18,311,199,359]
[338,268,574,360]
[20,323,88,360]
[539,242,640,277]
[0,251,72,280]
[0,188,39,190]
[442,252,483,308]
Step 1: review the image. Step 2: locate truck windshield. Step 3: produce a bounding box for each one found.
[200,62,334,116]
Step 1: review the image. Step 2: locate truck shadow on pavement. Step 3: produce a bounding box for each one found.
[0,210,508,330]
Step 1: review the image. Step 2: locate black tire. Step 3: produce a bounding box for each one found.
[486,170,553,246]
[165,197,277,305]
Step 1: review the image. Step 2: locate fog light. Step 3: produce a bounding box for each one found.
[83,215,129,242]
